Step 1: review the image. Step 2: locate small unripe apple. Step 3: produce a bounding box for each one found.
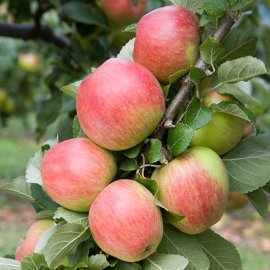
[42,138,117,212]
[100,0,146,26]
[15,220,54,261]
[153,147,229,234]
[191,79,246,155]
[226,192,248,210]
[18,53,40,73]
[77,58,165,151]
[0,89,7,106]
[89,179,163,262]
[133,6,200,82]
[2,98,16,114]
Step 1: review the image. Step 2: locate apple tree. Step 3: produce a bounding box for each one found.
[0,0,270,270]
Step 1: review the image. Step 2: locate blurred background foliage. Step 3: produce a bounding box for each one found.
[0,0,269,269]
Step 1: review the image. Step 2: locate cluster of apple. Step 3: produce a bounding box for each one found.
[15,5,246,265]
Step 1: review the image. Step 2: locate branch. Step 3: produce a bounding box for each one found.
[0,22,70,49]
[153,15,236,140]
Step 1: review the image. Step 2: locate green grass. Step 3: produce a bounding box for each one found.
[0,136,37,180]
[239,247,270,270]
[0,225,28,257]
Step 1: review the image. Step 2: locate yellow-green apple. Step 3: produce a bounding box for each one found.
[153,147,229,234]
[2,98,16,114]
[15,220,54,261]
[89,179,163,262]
[226,192,248,210]
[42,138,117,212]
[133,6,199,82]
[18,53,40,73]
[100,0,146,26]
[76,58,165,151]
[191,79,246,155]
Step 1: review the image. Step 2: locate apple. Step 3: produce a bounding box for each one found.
[226,192,248,210]
[76,58,165,151]
[191,79,246,155]
[18,53,40,73]
[242,122,254,138]
[153,146,229,234]
[42,138,117,212]
[89,179,163,262]
[15,220,54,261]
[133,6,200,82]
[2,98,16,114]
[100,0,146,26]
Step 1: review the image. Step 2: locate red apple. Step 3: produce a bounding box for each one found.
[15,220,54,261]
[133,6,200,82]
[42,138,117,212]
[100,0,146,26]
[89,179,163,262]
[191,79,246,155]
[76,58,165,151]
[153,147,229,234]
[18,53,40,73]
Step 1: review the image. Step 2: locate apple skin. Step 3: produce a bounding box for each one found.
[18,53,40,73]
[42,138,117,212]
[133,6,199,82]
[2,98,16,114]
[89,179,163,262]
[76,58,165,151]
[226,192,248,210]
[191,80,246,155]
[15,220,54,261]
[100,0,146,26]
[153,147,229,234]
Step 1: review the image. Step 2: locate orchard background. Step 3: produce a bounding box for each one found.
[0,0,270,269]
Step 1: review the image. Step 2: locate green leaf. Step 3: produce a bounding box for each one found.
[158,224,209,270]
[36,210,55,220]
[61,2,107,28]
[54,207,88,227]
[0,257,21,270]
[216,83,258,105]
[155,200,184,224]
[200,36,225,69]
[117,38,135,61]
[123,144,142,159]
[88,254,110,270]
[218,29,257,63]
[119,158,138,171]
[211,101,256,124]
[196,230,242,270]
[31,184,59,212]
[167,123,194,156]
[162,84,171,98]
[123,23,137,33]
[247,188,269,219]
[223,134,270,193]
[231,0,254,10]
[263,181,270,193]
[216,56,268,87]
[0,177,34,202]
[44,223,90,268]
[143,253,188,270]
[149,139,162,164]
[69,241,91,269]
[203,0,228,17]
[136,175,159,196]
[189,66,204,91]
[169,0,206,14]
[72,116,87,138]
[184,97,212,130]
[21,253,49,270]
[60,80,81,98]
[25,150,43,186]
[114,261,142,270]
[169,68,189,84]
